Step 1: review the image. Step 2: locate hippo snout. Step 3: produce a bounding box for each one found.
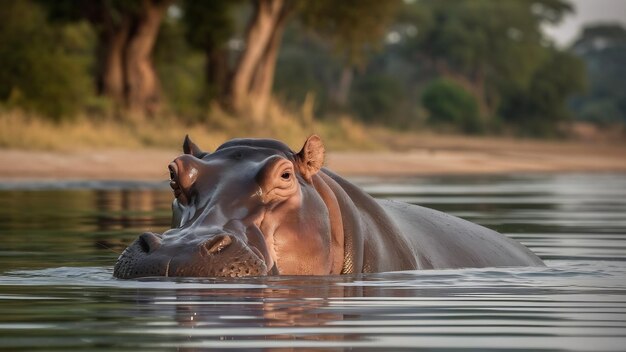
[113,231,269,279]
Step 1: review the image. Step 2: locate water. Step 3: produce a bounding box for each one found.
[1,174,625,351]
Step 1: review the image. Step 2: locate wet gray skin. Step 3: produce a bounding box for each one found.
[114,135,544,279]
[114,137,293,278]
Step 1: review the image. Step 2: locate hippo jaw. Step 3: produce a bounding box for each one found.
[113,230,269,279]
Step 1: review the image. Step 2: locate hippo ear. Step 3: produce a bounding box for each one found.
[182,135,206,158]
[296,135,325,182]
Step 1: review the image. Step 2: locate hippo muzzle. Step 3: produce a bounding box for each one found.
[113,230,269,279]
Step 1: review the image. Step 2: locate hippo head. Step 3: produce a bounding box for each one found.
[114,135,343,278]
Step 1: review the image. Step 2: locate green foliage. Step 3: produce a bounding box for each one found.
[344,45,426,128]
[182,0,236,50]
[37,0,143,25]
[274,25,338,114]
[179,0,243,103]
[275,3,413,125]
[499,49,586,135]
[299,0,400,66]
[421,79,482,133]
[0,0,95,120]
[394,0,584,134]
[403,0,567,87]
[272,0,587,135]
[153,16,205,120]
[350,74,404,124]
[569,24,626,124]
[577,100,623,124]
[0,0,596,138]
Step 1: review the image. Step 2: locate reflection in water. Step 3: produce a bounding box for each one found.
[0,186,172,269]
[1,174,626,351]
[168,278,351,347]
[94,189,160,230]
[94,190,162,251]
[3,263,624,350]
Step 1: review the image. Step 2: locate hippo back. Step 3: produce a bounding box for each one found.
[378,199,545,269]
[321,169,544,271]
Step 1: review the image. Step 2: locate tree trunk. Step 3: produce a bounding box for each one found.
[97,22,129,105]
[90,2,130,109]
[88,0,170,116]
[228,0,285,113]
[471,67,491,118]
[124,0,172,115]
[248,4,290,120]
[332,66,353,108]
[205,44,229,101]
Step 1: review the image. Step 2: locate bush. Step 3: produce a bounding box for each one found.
[421,78,482,133]
[0,0,95,120]
[350,74,404,124]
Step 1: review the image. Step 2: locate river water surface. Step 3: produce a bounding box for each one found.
[1,174,625,351]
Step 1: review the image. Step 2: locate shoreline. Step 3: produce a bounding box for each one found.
[1,135,625,181]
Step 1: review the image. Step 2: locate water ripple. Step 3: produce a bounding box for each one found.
[1,174,626,351]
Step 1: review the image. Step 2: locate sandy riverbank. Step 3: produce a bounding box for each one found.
[0,134,624,181]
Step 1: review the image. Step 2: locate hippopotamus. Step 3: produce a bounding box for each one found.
[113,135,544,279]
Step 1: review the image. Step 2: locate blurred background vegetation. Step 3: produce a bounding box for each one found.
[0,0,624,150]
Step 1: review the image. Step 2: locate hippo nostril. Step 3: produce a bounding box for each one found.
[138,232,162,253]
[202,235,233,255]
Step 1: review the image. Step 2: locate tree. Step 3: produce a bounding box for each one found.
[182,0,238,102]
[421,79,481,133]
[400,0,574,116]
[360,0,587,134]
[231,0,294,119]
[0,0,94,119]
[570,24,626,124]
[299,0,400,108]
[183,0,399,120]
[182,0,293,120]
[499,49,586,134]
[40,0,173,115]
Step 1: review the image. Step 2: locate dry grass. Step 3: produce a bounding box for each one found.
[0,102,382,152]
[5,102,621,155]
[3,104,626,180]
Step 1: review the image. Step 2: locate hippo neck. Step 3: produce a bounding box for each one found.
[319,169,418,274]
[317,171,361,274]
[311,173,346,275]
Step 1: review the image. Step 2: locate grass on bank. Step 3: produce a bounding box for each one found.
[2,101,624,154]
[0,103,380,152]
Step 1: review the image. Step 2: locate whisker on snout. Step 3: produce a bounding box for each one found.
[95,241,121,255]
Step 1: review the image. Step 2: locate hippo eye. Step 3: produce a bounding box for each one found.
[281,172,291,180]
